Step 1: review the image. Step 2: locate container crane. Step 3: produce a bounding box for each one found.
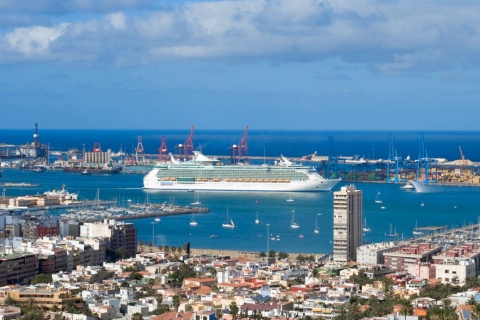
[158,136,168,161]
[175,125,194,160]
[135,136,145,164]
[231,125,248,164]
[387,132,400,182]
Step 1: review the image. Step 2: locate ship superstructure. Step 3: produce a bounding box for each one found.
[143,151,340,192]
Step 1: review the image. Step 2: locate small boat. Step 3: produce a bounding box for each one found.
[222,207,235,228]
[155,217,161,222]
[299,235,304,239]
[290,209,299,229]
[189,213,198,226]
[210,234,218,238]
[286,192,295,202]
[413,220,423,235]
[400,183,414,190]
[420,202,425,207]
[314,213,320,234]
[375,191,382,204]
[362,217,371,232]
[255,210,260,224]
[81,169,92,175]
[381,206,386,210]
[191,193,201,206]
[385,224,398,238]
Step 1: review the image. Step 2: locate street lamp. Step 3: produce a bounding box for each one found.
[266,223,270,254]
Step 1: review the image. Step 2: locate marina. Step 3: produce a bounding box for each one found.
[2,166,480,254]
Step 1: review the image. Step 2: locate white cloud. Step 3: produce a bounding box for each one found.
[1,0,480,72]
[4,23,68,56]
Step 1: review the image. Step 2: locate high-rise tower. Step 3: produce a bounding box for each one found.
[333,185,362,264]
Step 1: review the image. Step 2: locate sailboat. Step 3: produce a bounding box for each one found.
[362,218,371,232]
[314,214,320,234]
[222,207,235,228]
[384,224,398,238]
[191,193,201,206]
[286,192,294,202]
[413,220,423,235]
[375,191,382,203]
[290,209,299,229]
[255,211,260,224]
[189,213,198,226]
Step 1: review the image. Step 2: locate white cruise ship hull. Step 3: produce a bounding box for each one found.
[409,179,480,193]
[144,169,340,192]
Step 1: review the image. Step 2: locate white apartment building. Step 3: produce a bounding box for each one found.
[435,259,476,285]
[333,185,362,264]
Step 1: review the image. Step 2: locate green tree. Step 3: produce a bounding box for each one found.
[399,299,413,320]
[155,294,163,308]
[132,313,143,320]
[158,244,164,252]
[172,295,180,311]
[171,246,177,255]
[268,249,277,260]
[229,302,239,320]
[139,240,145,251]
[20,310,44,320]
[258,252,266,258]
[129,272,143,281]
[277,251,289,260]
[30,274,52,285]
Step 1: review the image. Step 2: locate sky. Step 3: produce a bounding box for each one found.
[1,0,480,130]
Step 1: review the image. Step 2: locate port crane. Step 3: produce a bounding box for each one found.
[135,136,145,164]
[231,125,248,164]
[158,136,168,161]
[416,133,437,183]
[175,125,194,160]
[326,136,338,179]
[386,132,401,182]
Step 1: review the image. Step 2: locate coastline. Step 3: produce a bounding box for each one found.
[190,248,324,260]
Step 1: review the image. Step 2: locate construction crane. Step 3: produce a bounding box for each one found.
[158,136,168,161]
[231,125,248,164]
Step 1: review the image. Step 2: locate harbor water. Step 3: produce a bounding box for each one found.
[2,168,480,254]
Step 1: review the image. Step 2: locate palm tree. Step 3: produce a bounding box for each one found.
[229,302,239,320]
[399,299,413,320]
[472,303,480,320]
[139,240,145,252]
[311,268,321,284]
[147,241,153,252]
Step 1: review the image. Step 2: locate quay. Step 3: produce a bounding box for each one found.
[76,206,210,223]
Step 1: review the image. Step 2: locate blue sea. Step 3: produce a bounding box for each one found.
[1,129,480,254]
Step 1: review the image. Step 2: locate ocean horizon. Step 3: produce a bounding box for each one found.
[2,129,480,162]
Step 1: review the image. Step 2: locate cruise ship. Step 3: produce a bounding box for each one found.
[143,151,340,192]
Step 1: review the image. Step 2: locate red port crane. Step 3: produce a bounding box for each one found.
[93,142,102,152]
[158,136,168,161]
[231,125,248,164]
[175,125,194,160]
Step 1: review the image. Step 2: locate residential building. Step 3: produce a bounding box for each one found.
[383,243,442,271]
[0,251,38,286]
[333,185,362,264]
